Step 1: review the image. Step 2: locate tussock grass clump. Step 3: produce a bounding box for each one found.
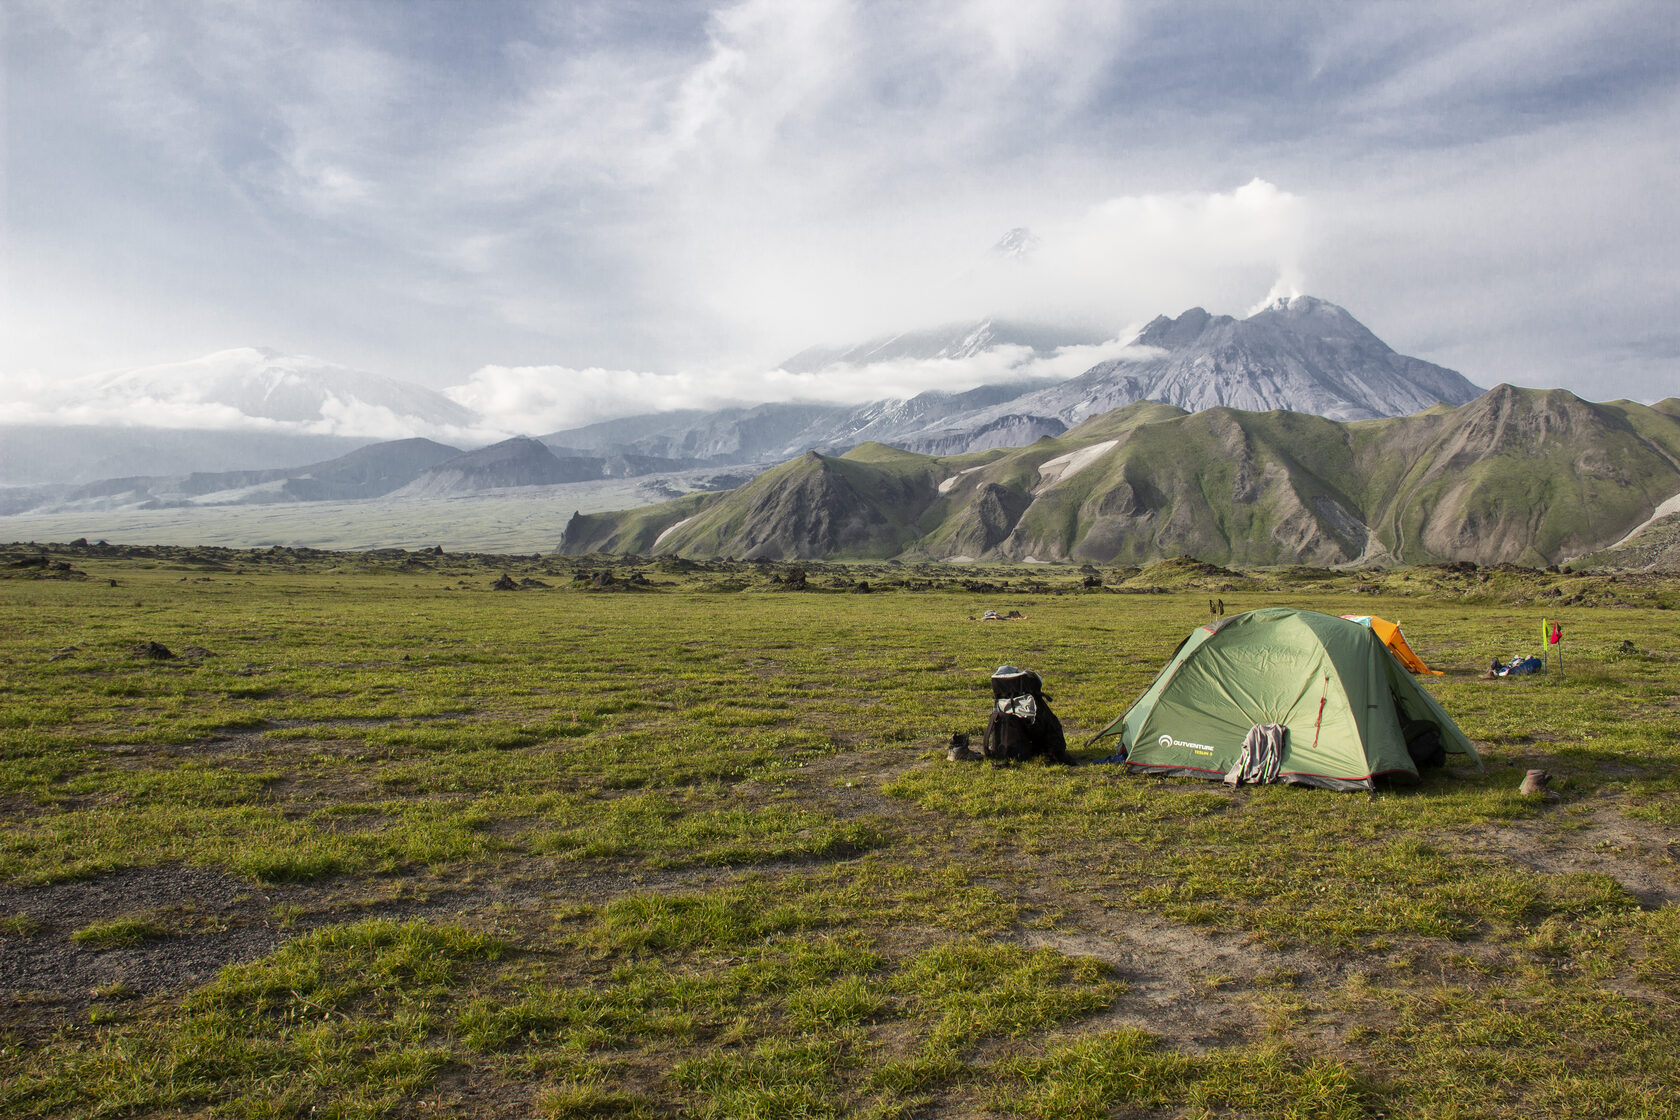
[1,912,42,937]
[68,916,170,948]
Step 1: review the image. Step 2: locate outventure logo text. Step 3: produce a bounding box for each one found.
[1158,733,1218,755]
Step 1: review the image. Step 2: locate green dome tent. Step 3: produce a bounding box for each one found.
[1091,608,1481,791]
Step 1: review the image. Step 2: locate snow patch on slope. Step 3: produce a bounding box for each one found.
[938,464,991,494]
[1609,489,1680,548]
[1033,440,1117,494]
[654,514,699,549]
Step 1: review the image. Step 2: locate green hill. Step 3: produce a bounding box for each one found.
[558,387,1680,568]
[1349,386,1680,566]
[565,445,952,561]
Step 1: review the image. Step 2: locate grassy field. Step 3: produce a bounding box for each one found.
[2,544,1678,1118]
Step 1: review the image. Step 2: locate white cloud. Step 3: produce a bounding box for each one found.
[4,393,270,432]
[5,0,1676,409]
[443,334,1163,433]
[1301,92,1680,395]
[0,346,504,443]
[1343,3,1646,121]
[679,178,1309,361]
[443,364,698,431]
[304,396,450,442]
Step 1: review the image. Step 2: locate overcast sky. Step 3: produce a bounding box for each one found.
[2,0,1676,431]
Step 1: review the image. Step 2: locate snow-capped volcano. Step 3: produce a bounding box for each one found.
[49,348,481,438]
[992,227,1040,258]
[983,294,1485,425]
[545,296,1485,464]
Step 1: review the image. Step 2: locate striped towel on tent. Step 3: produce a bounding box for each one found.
[1223,724,1287,786]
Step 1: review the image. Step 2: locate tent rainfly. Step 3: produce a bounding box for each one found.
[1091,608,1481,791]
[1341,614,1442,675]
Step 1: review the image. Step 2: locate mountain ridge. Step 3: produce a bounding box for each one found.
[979,296,1481,427]
[559,385,1680,569]
[541,296,1482,465]
[9,438,463,513]
[9,296,1479,493]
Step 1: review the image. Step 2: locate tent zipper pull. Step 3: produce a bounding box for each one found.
[1311,675,1329,749]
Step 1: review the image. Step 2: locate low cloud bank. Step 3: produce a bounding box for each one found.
[0,391,504,447]
[1,332,1167,441]
[446,335,1159,434]
[0,348,502,445]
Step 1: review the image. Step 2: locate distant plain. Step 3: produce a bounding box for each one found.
[0,480,687,554]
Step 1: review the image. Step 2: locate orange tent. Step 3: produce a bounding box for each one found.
[1340,615,1443,675]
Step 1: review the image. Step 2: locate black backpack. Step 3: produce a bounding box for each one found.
[1402,717,1446,770]
[982,666,1074,766]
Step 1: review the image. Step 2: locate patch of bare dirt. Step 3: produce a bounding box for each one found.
[405,1065,538,1119]
[0,856,749,1043]
[744,745,923,820]
[1021,913,1334,1052]
[1456,799,1680,907]
[0,865,300,1035]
